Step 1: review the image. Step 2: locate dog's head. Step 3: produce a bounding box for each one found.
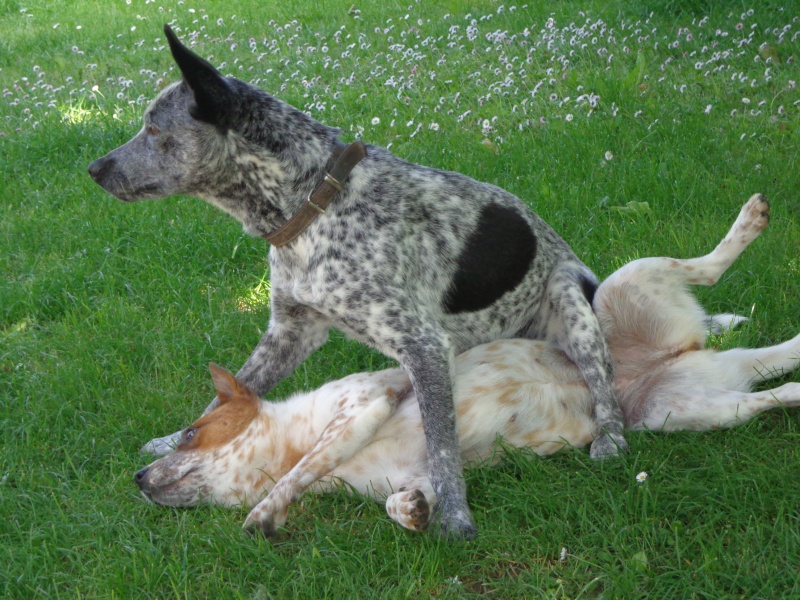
[88,25,331,206]
[88,26,231,201]
[135,364,270,508]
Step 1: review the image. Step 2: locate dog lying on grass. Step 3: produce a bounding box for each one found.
[136,194,799,534]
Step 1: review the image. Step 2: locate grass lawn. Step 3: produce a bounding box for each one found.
[2,0,799,597]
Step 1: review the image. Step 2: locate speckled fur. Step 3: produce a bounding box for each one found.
[90,27,628,538]
[135,195,800,535]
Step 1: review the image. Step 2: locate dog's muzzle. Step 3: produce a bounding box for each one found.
[134,466,150,491]
[87,156,113,184]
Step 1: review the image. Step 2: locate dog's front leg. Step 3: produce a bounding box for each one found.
[234,298,332,396]
[140,298,331,456]
[401,337,477,539]
[243,388,399,536]
[542,265,628,459]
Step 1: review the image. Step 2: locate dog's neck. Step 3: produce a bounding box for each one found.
[219,391,338,505]
[195,98,343,240]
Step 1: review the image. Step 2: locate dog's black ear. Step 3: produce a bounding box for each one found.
[164,24,232,125]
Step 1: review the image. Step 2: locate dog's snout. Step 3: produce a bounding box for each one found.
[134,466,149,489]
[88,156,113,182]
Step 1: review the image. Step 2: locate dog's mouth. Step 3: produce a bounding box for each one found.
[112,183,163,202]
[139,480,201,507]
[88,164,163,202]
[136,465,202,506]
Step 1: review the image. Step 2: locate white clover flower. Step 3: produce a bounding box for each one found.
[636,471,648,483]
[604,150,613,160]
[704,104,712,114]
[741,97,751,104]
[565,113,574,121]
[429,122,440,131]
[371,117,380,125]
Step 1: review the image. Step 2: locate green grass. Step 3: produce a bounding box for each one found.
[2,0,800,597]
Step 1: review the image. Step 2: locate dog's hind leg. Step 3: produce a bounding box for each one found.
[141,299,331,456]
[594,194,770,360]
[681,193,770,285]
[714,333,800,389]
[636,382,800,432]
[243,388,399,536]
[539,264,628,459]
[601,194,770,300]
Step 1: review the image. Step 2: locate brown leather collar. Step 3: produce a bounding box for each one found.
[263,140,367,247]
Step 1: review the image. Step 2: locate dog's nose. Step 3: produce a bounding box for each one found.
[134,467,149,489]
[87,156,112,182]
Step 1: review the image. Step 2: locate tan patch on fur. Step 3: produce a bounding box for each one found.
[497,386,520,406]
[179,387,260,451]
[456,396,475,420]
[279,443,306,475]
[469,385,492,397]
[251,469,276,494]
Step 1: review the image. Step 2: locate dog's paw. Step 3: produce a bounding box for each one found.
[733,193,769,241]
[139,431,182,456]
[242,501,288,537]
[386,489,431,532]
[243,513,278,537]
[430,503,477,541]
[589,431,629,459]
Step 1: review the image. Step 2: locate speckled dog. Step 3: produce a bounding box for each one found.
[134,194,800,535]
[89,25,626,538]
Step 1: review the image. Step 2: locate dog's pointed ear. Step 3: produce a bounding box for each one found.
[164,24,232,125]
[209,363,244,404]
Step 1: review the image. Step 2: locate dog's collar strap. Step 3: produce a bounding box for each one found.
[263,140,367,247]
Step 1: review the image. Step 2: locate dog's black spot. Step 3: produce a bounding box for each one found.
[444,203,536,314]
[579,274,598,306]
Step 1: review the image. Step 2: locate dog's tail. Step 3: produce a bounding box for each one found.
[705,313,749,335]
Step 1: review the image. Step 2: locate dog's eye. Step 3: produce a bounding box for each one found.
[147,125,160,136]
[183,427,197,443]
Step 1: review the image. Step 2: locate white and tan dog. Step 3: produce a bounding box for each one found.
[136,194,800,534]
